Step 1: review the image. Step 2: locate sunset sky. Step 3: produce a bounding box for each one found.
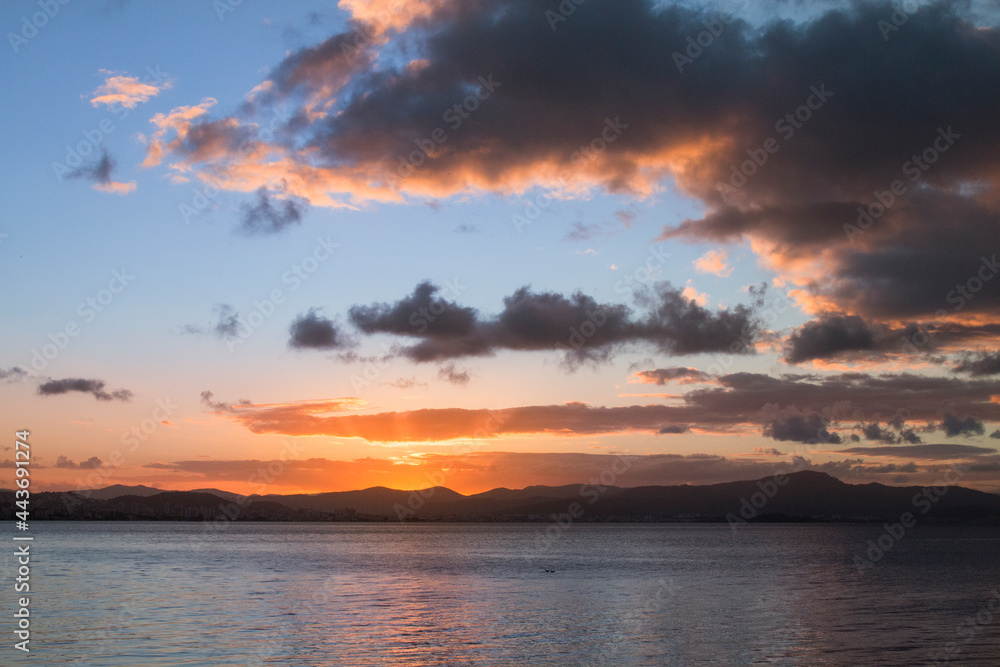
[3,0,1000,495]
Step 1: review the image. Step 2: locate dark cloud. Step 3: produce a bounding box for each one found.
[868,462,919,474]
[940,412,986,438]
[206,367,1000,444]
[754,447,784,457]
[860,421,898,443]
[199,390,252,413]
[991,429,1000,439]
[55,455,103,469]
[437,363,471,385]
[838,444,996,459]
[954,351,1000,377]
[967,462,1000,473]
[143,0,1000,335]
[631,366,714,385]
[340,280,761,366]
[249,26,376,106]
[564,210,637,241]
[564,222,603,242]
[855,413,922,445]
[383,376,427,389]
[762,405,841,444]
[0,367,27,382]
[38,378,132,402]
[289,309,349,349]
[808,196,1000,321]
[238,187,308,235]
[183,304,245,341]
[163,3,998,197]
[683,372,1000,430]
[657,424,689,434]
[67,149,116,184]
[636,282,761,356]
[348,281,482,352]
[784,316,931,364]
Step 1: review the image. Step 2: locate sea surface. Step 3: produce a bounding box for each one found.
[4,522,1000,665]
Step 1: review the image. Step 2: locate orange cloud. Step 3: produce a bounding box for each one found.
[208,398,688,442]
[681,283,708,307]
[90,74,169,109]
[93,180,137,195]
[693,249,733,277]
[339,0,454,33]
[628,367,714,386]
[140,98,217,168]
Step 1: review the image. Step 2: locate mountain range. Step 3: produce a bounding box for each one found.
[5,471,1000,523]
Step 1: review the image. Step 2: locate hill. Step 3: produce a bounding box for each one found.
[5,471,999,523]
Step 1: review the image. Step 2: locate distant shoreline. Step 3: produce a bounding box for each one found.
[6,471,1000,524]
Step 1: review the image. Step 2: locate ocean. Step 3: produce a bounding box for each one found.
[6,522,1000,665]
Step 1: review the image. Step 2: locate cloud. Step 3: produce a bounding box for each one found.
[93,180,137,195]
[954,351,1000,377]
[685,372,1000,431]
[629,367,713,385]
[129,0,1000,358]
[437,363,470,385]
[0,367,27,382]
[838,444,996,459]
[129,2,981,213]
[238,187,309,235]
[140,97,217,168]
[383,376,427,389]
[136,449,1000,495]
[208,370,1000,443]
[90,73,169,109]
[66,149,136,195]
[347,280,480,348]
[55,455,104,469]
[693,249,733,277]
[183,304,246,342]
[867,462,920,474]
[783,315,934,364]
[657,424,689,434]
[680,283,708,307]
[762,405,841,444]
[856,414,923,445]
[208,399,687,441]
[339,280,762,366]
[117,0,1000,380]
[38,378,133,402]
[288,309,349,349]
[940,412,986,438]
[754,447,784,457]
[564,221,604,242]
[199,390,253,413]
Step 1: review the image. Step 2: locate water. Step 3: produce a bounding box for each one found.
[5,522,1000,665]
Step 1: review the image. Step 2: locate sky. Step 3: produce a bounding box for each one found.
[3,0,1000,496]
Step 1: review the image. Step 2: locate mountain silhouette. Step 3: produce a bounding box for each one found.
[5,471,998,523]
